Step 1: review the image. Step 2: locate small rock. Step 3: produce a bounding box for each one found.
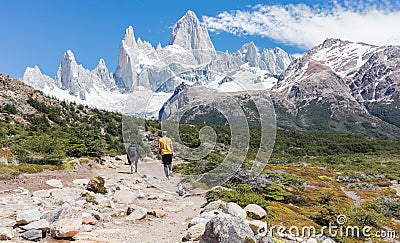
[82,218,97,225]
[89,210,102,221]
[306,238,318,243]
[32,189,51,198]
[248,220,268,235]
[148,209,166,218]
[164,206,183,213]
[115,156,123,161]
[21,219,50,232]
[125,206,147,222]
[41,209,61,223]
[183,223,206,241]
[244,204,267,220]
[46,179,63,188]
[21,229,43,241]
[16,209,41,225]
[0,228,14,240]
[82,212,92,218]
[73,179,90,186]
[113,189,136,204]
[322,238,336,243]
[50,206,82,238]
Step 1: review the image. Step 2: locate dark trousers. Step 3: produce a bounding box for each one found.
[162,154,172,178]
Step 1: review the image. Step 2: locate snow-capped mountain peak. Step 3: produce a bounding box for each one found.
[21,10,295,118]
[122,26,138,50]
[168,10,216,64]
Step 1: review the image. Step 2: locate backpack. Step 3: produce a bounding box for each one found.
[128,144,139,161]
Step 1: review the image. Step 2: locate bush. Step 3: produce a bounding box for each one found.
[367,197,400,219]
[206,184,269,208]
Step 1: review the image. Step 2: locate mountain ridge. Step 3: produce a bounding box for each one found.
[20,10,294,115]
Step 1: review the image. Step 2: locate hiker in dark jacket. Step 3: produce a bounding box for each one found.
[127,140,140,174]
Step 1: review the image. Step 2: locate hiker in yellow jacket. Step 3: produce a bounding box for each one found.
[158,131,174,179]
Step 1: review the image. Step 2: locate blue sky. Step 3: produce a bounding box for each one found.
[1,0,400,78]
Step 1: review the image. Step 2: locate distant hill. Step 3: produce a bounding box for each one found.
[0,73,124,165]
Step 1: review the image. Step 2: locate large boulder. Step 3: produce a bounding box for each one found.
[0,228,14,240]
[16,209,41,225]
[244,204,267,220]
[200,214,255,243]
[50,206,82,238]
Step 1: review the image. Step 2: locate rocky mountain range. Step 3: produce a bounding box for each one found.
[161,38,400,138]
[21,10,293,116]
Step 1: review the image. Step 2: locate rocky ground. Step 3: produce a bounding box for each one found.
[0,156,207,242]
[0,156,342,243]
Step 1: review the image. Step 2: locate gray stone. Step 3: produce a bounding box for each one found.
[306,238,318,243]
[0,228,14,240]
[148,209,167,218]
[200,213,255,243]
[41,209,61,223]
[188,217,209,228]
[183,223,206,241]
[113,189,136,204]
[248,220,268,235]
[50,188,84,205]
[200,210,222,220]
[244,204,267,220]
[16,209,41,225]
[125,206,147,222]
[322,238,336,243]
[21,229,42,241]
[46,179,63,188]
[32,189,51,198]
[50,206,82,238]
[89,210,102,221]
[21,219,50,232]
[226,202,247,219]
[73,179,90,186]
[200,200,227,214]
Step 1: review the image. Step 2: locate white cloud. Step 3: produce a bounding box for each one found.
[202,1,400,49]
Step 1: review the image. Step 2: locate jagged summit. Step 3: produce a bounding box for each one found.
[169,10,216,61]
[122,26,138,49]
[96,58,107,69]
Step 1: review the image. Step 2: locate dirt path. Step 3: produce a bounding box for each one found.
[340,187,362,206]
[0,156,207,242]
